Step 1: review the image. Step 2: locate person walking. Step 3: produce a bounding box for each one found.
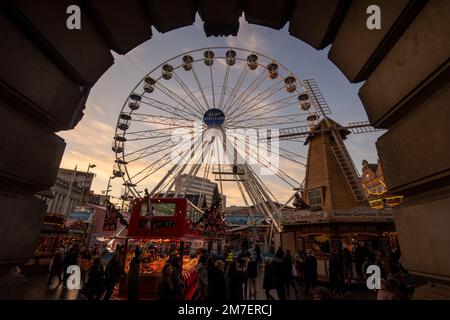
[83,257,105,300]
[104,253,125,300]
[329,250,344,297]
[229,256,247,301]
[80,247,92,287]
[47,247,64,286]
[193,255,208,300]
[270,247,287,300]
[304,250,318,296]
[169,255,185,299]
[247,255,258,299]
[294,250,305,286]
[62,248,78,288]
[156,264,176,300]
[241,254,249,300]
[262,257,276,300]
[210,260,226,301]
[283,250,298,297]
[254,244,262,266]
[354,242,367,281]
[343,245,353,282]
[127,248,141,300]
[224,247,234,270]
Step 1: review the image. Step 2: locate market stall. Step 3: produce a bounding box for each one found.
[118,197,222,299]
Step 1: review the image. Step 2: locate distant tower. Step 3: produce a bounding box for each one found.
[303,117,369,211]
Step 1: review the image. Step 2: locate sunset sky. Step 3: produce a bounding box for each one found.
[58,15,383,206]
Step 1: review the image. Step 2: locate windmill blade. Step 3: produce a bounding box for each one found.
[259,120,382,142]
[303,79,332,116]
[347,121,383,134]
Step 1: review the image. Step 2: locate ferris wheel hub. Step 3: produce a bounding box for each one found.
[203,108,225,127]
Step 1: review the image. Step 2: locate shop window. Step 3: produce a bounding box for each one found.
[152,203,176,216]
[308,188,323,207]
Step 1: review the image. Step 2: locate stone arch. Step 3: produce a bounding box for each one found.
[0,0,449,294]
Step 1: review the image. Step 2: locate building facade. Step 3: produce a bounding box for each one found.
[361,159,403,210]
[44,168,95,216]
[174,174,218,207]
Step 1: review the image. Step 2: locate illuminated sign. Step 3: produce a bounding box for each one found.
[203,108,225,127]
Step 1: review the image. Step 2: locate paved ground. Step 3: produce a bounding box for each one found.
[10,265,375,300]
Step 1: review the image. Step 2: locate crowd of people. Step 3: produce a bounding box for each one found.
[46,239,413,301]
[47,242,125,300]
[324,242,412,300]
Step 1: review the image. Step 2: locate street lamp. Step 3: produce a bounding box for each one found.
[81,163,96,204]
[62,165,77,216]
[105,175,116,197]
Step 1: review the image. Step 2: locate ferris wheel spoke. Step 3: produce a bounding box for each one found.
[225,79,284,121]
[230,96,299,121]
[172,71,207,116]
[245,164,280,205]
[227,93,297,124]
[154,82,204,120]
[218,65,231,110]
[130,152,172,180]
[227,131,307,167]
[175,138,215,197]
[131,112,194,125]
[140,97,198,122]
[228,136,301,187]
[222,64,249,114]
[224,67,267,118]
[190,65,210,111]
[134,157,174,186]
[226,111,307,128]
[209,63,216,109]
[126,127,193,142]
[147,135,207,196]
[125,139,175,163]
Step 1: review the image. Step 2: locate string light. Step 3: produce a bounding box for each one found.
[369,195,404,209]
[362,179,388,196]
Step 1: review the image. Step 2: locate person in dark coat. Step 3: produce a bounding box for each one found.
[47,247,64,286]
[127,248,141,300]
[283,250,297,297]
[156,264,176,300]
[84,257,105,300]
[247,255,258,299]
[229,257,247,301]
[304,250,318,296]
[62,248,78,288]
[329,250,344,297]
[354,242,368,280]
[270,248,287,300]
[104,253,125,300]
[343,245,353,282]
[263,257,276,300]
[209,260,226,301]
[254,244,262,265]
[169,255,185,299]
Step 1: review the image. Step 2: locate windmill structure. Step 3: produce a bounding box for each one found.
[261,79,383,213]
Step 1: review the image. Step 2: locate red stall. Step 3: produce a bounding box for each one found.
[118,197,221,299]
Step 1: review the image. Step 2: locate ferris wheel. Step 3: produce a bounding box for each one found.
[112,47,326,232]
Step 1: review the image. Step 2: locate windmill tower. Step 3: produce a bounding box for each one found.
[261,79,382,212]
[302,116,369,211]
